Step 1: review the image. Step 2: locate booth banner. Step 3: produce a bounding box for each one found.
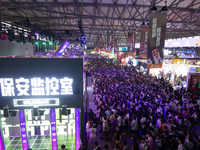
[105,50,112,53]
[50,109,57,150]
[107,34,113,50]
[127,32,135,52]
[75,108,81,150]
[172,59,181,64]
[139,27,149,57]
[147,13,167,69]
[19,110,29,150]
[114,39,119,52]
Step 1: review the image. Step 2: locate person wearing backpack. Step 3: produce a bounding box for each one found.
[122,114,128,135]
[94,141,102,150]
[155,135,162,150]
[140,138,148,150]
[102,116,109,140]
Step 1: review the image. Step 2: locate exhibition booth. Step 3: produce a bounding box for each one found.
[0,58,84,150]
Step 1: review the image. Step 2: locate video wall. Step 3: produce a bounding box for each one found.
[0,58,83,109]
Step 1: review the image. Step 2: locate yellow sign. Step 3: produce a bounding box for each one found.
[172,59,181,64]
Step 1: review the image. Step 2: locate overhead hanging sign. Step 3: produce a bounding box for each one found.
[139,27,149,57]
[127,33,135,52]
[107,34,113,50]
[147,13,167,69]
[114,39,119,52]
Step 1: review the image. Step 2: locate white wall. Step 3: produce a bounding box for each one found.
[0,40,33,56]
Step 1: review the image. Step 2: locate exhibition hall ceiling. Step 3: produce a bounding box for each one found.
[0,0,200,46]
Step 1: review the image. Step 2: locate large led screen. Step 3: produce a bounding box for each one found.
[0,58,83,109]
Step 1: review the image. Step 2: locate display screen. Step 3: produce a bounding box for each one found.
[198,83,200,88]
[0,58,83,109]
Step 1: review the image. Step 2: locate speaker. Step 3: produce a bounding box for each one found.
[61,107,66,115]
[3,109,9,117]
[62,108,71,116]
[33,108,38,116]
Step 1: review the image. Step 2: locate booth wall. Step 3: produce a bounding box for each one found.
[0,40,33,56]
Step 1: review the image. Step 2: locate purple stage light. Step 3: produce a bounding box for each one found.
[19,110,29,150]
[50,109,57,150]
[75,108,80,150]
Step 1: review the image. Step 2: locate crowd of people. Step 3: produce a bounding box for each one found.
[85,58,200,150]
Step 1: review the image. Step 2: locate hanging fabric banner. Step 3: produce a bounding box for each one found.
[147,13,167,69]
[107,34,113,50]
[127,32,135,52]
[114,39,119,52]
[139,27,149,57]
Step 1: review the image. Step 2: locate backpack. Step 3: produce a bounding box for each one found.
[105,120,110,131]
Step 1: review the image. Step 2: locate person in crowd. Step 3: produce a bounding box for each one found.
[93,114,98,128]
[140,138,148,150]
[94,141,101,150]
[88,124,97,146]
[113,126,122,143]
[61,145,66,150]
[86,120,91,140]
[115,144,120,150]
[178,139,186,150]
[147,133,154,150]
[131,136,139,150]
[155,135,162,150]
[101,116,109,140]
[104,144,109,150]
[131,116,138,136]
[123,141,130,150]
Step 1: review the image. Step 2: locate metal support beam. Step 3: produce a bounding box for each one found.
[122,0,129,19]
[98,0,102,17]
[167,0,182,21]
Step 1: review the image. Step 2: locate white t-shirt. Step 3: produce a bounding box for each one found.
[86,122,90,132]
[89,128,97,138]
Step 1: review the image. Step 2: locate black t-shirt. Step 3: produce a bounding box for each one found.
[115,130,121,141]
[162,136,170,148]
[93,117,98,126]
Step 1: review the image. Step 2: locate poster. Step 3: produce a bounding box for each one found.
[139,27,149,57]
[147,13,167,69]
[127,32,135,52]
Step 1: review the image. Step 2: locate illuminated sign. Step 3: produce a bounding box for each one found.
[14,98,59,107]
[0,77,73,96]
[50,109,57,150]
[0,58,83,109]
[55,41,70,56]
[19,110,29,150]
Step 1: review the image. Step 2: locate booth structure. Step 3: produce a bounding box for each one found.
[0,58,84,150]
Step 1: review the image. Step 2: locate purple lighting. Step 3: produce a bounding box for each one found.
[19,110,29,150]
[0,130,4,150]
[50,109,57,150]
[75,108,80,150]
[55,40,70,56]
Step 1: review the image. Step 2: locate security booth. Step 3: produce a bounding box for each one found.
[0,58,83,150]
